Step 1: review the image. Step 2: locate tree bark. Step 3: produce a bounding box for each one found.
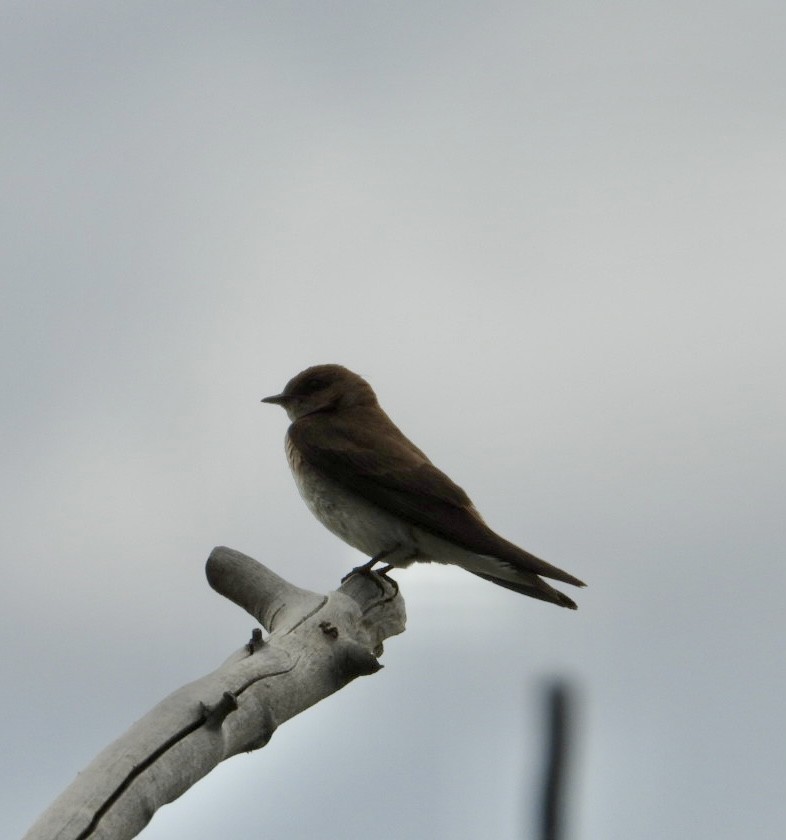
[24,546,406,840]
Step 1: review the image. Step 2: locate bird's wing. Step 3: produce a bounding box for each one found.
[289,411,584,588]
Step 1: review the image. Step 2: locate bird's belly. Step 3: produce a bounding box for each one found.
[287,442,416,561]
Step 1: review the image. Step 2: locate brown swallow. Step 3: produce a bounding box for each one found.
[262,364,585,608]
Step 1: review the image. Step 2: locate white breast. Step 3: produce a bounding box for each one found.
[285,434,418,563]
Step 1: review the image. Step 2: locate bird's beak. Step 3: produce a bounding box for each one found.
[261,393,288,405]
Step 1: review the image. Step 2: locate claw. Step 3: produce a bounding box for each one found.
[376,564,399,596]
[341,549,393,582]
[340,551,398,596]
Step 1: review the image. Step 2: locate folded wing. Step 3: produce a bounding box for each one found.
[290,410,585,589]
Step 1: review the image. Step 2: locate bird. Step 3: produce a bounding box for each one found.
[262,364,585,608]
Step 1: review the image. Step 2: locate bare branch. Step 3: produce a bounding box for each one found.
[24,547,406,840]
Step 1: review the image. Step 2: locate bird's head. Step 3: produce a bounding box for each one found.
[262,364,378,421]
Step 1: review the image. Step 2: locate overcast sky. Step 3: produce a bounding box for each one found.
[3,2,785,839]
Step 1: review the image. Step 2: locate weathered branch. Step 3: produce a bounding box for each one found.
[24,546,406,840]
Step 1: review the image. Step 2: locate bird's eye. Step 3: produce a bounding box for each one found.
[303,378,324,392]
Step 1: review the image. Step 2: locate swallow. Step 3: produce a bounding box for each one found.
[263,364,585,608]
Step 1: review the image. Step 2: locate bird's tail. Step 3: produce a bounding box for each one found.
[494,537,586,588]
[471,570,578,609]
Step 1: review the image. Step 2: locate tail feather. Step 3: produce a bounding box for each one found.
[496,538,586,588]
[471,571,579,609]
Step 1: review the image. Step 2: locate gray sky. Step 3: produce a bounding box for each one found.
[3,2,785,838]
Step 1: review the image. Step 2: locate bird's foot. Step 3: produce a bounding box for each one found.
[340,555,382,582]
[374,564,399,596]
[341,564,387,596]
[341,557,377,583]
[341,553,398,596]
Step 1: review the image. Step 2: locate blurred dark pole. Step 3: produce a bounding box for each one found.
[538,680,575,840]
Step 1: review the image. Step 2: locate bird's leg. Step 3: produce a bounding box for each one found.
[341,550,399,595]
[341,550,390,581]
[374,563,399,596]
[342,554,384,579]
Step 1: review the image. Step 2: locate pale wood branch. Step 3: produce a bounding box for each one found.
[24,546,406,840]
